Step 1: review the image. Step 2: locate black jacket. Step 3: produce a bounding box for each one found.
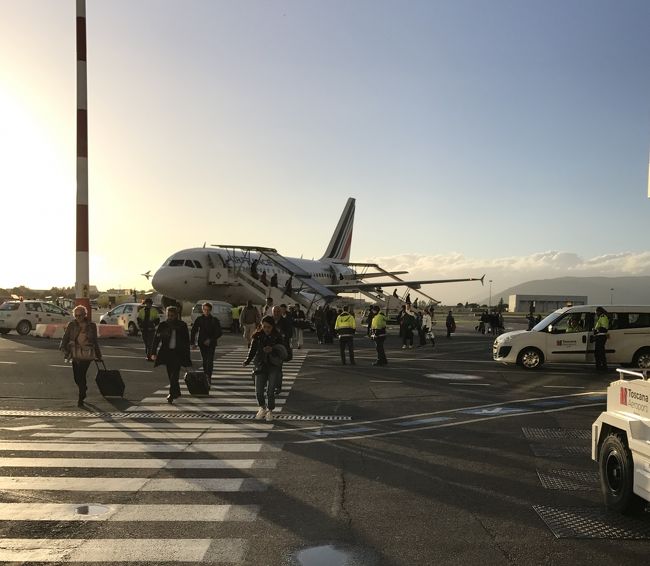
[191,314,222,348]
[244,330,284,371]
[152,320,192,368]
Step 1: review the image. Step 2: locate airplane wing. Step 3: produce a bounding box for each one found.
[355,271,408,279]
[327,275,485,292]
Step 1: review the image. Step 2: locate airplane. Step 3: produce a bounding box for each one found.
[150,198,485,310]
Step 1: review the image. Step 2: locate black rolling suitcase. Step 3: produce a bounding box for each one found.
[184,371,210,395]
[95,361,125,397]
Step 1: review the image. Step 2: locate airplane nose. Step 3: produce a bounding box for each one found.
[151,269,168,294]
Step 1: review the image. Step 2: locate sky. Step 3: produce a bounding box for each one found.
[1,0,649,303]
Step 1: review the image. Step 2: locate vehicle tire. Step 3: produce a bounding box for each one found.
[16,320,32,336]
[632,347,650,369]
[0,328,10,335]
[517,347,544,369]
[599,433,645,514]
[128,322,138,336]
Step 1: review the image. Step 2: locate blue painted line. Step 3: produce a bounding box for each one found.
[460,407,530,416]
[314,426,374,436]
[398,416,453,427]
[530,399,571,408]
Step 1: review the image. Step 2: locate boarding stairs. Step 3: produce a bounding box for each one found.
[208,245,336,314]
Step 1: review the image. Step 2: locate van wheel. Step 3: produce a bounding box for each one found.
[128,322,138,336]
[517,347,544,369]
[632,348,650,369]
[16,320,32,336]
[599,433,645,514]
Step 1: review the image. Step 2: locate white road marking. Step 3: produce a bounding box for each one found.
[0,476,269,491]
[0,441,282,452]
[543,385,586,389]
[30,431,269,440]
[126,405,269,412]
[0,424,53,431]
[86,422,269,430]
[49,364,70,368]
[0,361,17,365]
[117,369,151,373]
[139,397,286,405]
[0,503,259,522]
[0,457,277,469]
[0,538,246,563]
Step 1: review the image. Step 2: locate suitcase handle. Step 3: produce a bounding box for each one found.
[94,360,108,371]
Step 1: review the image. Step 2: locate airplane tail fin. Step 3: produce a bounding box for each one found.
[321,197,355,263]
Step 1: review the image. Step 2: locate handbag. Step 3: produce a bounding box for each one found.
[73,343,96,361]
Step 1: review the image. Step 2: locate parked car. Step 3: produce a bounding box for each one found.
[0,300,70,335]
[493,305,650,369]
[99,303,165,336]
[190,300,233,330]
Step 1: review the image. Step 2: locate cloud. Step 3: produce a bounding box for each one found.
[361,250,650,303]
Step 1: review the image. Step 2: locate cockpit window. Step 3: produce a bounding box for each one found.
[169,259,184,266]
[194,260,203,268]
[184,260,195,268]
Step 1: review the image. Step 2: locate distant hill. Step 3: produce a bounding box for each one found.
[475,276,650,307]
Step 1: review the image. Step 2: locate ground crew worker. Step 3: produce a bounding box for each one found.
[594,306,609,371]
[231,305,241,334]
[335,305,356,365]
[370,305,388,366]
[137,298,160,359]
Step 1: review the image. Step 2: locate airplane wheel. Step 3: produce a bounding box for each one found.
[599,433,645,514]
[16,320,32,336]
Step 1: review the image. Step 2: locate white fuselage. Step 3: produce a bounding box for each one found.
[151,247,357,304]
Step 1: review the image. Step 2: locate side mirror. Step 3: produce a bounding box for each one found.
[547,325,554,334]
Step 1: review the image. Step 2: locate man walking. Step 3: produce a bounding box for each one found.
[370,305,388,366]
[190,302,223,380]
[240,300,260,347]
[335,306,356,365]
[137,298,160,359]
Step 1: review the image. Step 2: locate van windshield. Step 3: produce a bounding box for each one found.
[531,310,564,332]
[0,302,19,311]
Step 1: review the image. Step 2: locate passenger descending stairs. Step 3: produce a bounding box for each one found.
[128,347,308,414]
[0,350,309,563]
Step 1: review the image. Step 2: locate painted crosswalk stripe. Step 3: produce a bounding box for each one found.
[0,538,246,563]
[139,397,286,405]
[0,441,282,452]
[31,431,270,440]
[0,476,270,491]
[86,422,269,429]
[127,404,269,412]
[0,503,259,521]
[0,457,277,469]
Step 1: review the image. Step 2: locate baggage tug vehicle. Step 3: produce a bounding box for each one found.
[592,368,650,513]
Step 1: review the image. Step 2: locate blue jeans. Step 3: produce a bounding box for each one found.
[254,366,281,410]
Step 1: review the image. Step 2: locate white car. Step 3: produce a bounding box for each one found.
[190,300,233,329]
[0,300,70,335]
[493,305,650,369]
[99,303,165,336]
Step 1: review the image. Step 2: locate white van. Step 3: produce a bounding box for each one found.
[493,305,650,369]
[190,300,233,330]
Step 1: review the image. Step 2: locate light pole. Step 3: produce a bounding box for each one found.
[488,279,493,309]
[610,288,614,305]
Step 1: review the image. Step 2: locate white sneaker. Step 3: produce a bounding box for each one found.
[402,345,407,349]
[255,408,267,420]
[265,410,274,422]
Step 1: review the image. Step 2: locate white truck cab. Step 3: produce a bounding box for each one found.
[592,369,650,513]
[493,305,650,370]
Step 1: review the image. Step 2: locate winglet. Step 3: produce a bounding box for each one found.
[321,198,355,263]
[480,274,486,286]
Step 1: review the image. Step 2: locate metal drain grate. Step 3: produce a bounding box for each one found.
[522,427,590,441]
[0,409,352,422]
[533,505,650,539]
[537,469,599,490]
[530,444,591,458]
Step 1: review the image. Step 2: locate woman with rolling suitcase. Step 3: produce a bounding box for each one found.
[151,306,192,404]
[60,305,102,407]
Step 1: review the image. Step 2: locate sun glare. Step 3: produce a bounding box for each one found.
[0,82,75,289]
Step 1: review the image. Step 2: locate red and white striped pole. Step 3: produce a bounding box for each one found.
[75,0,90,313]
